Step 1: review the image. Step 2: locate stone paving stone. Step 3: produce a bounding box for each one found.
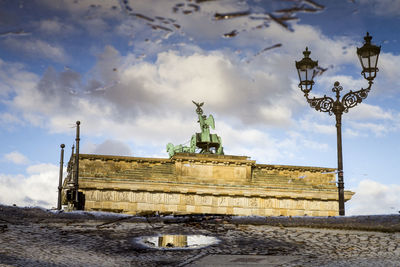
[0,206,399,266]
[187,255,301,266]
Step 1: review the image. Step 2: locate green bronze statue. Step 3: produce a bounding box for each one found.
[167,101,224,157]
[192,101,224,154]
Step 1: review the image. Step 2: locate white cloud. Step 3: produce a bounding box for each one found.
[344,128,361,137]
[3,151,29,165]
[299,118,336,135]
[375,52,400,93]
[347,179,400,215]
[4,44,302,136]
[217,122,330,164]
[39,19,62,33]
[3,38,67,62]
[348,121,389,137]
[83,139,132,156]
[301,139,329,151]
[346,103,393,121]
[37,18,77,35]
[81,17,110,36]
[344,103,398,137]
[0,58,39,98]
[218,122,283,162]
[40,0,121,17]
[0,113,24,127]
[0,163,59,208]
[358,0,400,17]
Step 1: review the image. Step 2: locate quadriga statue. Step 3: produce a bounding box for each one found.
[166,101,224,158]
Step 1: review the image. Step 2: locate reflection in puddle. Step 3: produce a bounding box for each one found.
[214,11,251,21]
[223,30,239,38]
[117,0,326,41]
[136,235,220,250]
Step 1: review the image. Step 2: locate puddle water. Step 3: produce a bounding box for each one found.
[135,235,220,250]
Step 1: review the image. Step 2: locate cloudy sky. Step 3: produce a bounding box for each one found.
[0,0,399,215]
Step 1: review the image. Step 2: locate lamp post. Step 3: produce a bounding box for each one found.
[295,32,381,216]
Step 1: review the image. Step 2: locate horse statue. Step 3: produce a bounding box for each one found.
[166,143,192,158]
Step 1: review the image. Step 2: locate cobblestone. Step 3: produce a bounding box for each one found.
[0,206,399,266]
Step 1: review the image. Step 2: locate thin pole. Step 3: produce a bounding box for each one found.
[335,113,345,216]
[71,144,75,183]
[57,144,65,210]
[74,121,80,205]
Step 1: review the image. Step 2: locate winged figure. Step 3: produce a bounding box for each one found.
[192,100,204,115]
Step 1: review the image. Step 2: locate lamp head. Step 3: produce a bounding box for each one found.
[357,32,381,81]
[295,47,318,94]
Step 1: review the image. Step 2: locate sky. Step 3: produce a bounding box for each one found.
[0,0,399,215]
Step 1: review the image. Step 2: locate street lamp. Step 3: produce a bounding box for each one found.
[295,32,381,216]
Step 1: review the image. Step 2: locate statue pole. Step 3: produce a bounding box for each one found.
[57,144,65,210]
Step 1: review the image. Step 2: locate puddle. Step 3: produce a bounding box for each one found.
[135,234,220,250]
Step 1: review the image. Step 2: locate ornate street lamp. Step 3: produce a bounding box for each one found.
[295,32,381,216]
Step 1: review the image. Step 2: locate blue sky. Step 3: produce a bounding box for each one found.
[0,0,399,215]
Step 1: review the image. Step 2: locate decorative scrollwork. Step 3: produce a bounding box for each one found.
[332,81,343,94]
[342,88,369,113]
[306,95,334,114]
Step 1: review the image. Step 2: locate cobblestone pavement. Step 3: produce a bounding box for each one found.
[0,206,399,266]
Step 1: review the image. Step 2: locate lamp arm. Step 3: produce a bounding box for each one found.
[305,94,334,115]
[341,81,373,113]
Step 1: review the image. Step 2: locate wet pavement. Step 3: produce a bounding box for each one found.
[0,205,399,266]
